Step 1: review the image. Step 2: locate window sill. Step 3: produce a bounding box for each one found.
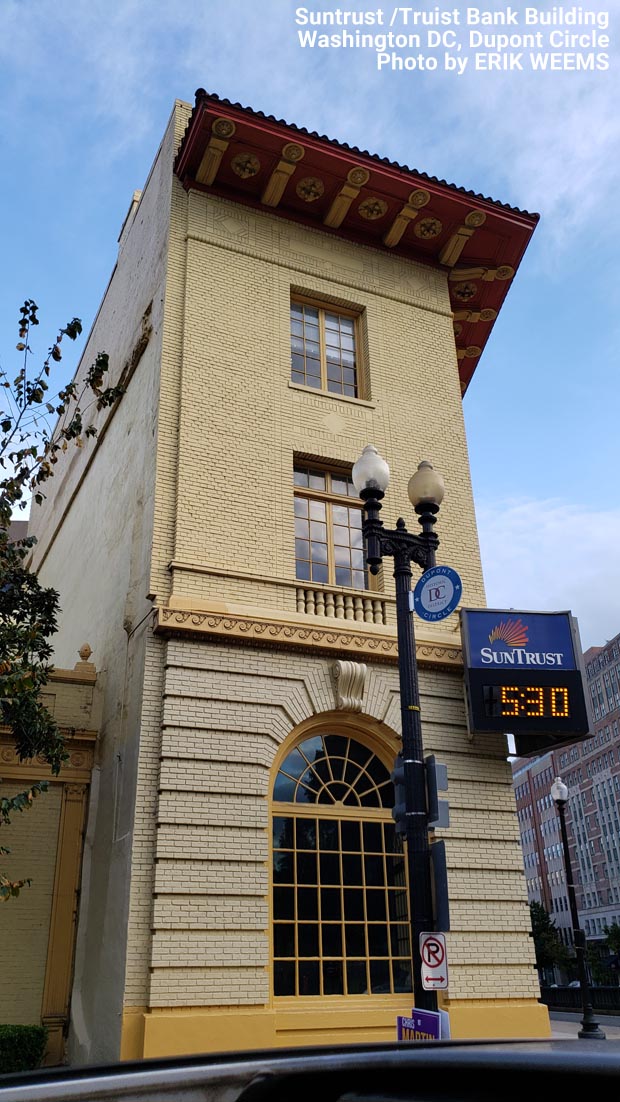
[288,381,376,409]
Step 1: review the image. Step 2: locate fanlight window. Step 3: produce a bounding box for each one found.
[272,733,412,998]
[273,733,394,807]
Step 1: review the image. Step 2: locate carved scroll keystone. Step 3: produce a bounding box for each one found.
[333,661,367,712]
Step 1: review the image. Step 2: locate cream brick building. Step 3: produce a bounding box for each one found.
[28,91,548,1063]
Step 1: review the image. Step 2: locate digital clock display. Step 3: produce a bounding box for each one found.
[462,668,589,755]
[483,684,571,719]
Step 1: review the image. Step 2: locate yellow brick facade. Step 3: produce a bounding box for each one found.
[26,99,548,1062]
[161,184,485,617]
[119,631,545,1051]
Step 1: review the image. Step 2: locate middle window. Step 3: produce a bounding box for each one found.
[294,466,368,590]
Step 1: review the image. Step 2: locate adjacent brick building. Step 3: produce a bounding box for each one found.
[0,653,101,1064]
[27,90,548,1062]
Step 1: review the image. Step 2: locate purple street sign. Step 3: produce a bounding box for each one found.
[397,1008,441,1041]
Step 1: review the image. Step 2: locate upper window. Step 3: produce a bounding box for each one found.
[290,300,359,397]
[294,466,367,590]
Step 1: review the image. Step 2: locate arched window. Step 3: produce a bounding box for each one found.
[272,732,412,998]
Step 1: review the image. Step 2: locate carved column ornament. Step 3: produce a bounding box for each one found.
[324,166,370,229]
[196,118,237,186]
[439,209,487,267]
[261,142,305,207]
[453,307,497,323]
[333,660,367,713]
[457,345,482,360]
[449,264,514,283]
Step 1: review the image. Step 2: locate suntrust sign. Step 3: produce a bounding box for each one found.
[466,611,576,670]
[461,609,589,755]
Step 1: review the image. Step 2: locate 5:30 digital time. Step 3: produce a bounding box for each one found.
[483,684,571,719]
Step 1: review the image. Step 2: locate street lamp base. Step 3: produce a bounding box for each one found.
[578,1023,606,1040]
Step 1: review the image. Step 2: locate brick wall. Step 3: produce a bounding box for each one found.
[150,103,485,622]
[131,637,538,1010]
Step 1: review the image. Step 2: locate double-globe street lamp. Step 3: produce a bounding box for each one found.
[352,444,445,1013]
[550,776,606,1039]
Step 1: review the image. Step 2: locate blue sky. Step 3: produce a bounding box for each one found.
[0,0,618,649]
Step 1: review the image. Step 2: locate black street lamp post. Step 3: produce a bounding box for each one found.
[551,776,606,1040]
[353,445,444,1013]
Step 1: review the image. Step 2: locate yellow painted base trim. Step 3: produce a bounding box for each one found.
[443,999,551,1039]
[121,999,550,1060]
[121,1008,146,1061]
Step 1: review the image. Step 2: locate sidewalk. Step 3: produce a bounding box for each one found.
[549,1010,620,1041]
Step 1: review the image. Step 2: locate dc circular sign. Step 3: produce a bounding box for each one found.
[412,566,462,622]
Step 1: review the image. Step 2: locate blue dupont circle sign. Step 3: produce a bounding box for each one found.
[412,566,463,622]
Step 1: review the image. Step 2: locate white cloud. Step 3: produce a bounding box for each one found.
[2,0,617,250]
[476,497,620,651]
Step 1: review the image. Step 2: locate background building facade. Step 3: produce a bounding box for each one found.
[26,92,547,1063]
[0,654,100,1064]
[512,629,620,952]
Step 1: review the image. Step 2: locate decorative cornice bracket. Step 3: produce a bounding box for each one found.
[261,142,305,207]
[196,118,237,186]
[324,166,370,229]
[439,209,486,267]
[383,188,431,249]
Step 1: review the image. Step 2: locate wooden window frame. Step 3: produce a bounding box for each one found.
[293,464,379,592]
[271,732,411,1000]
[290,295,364,399]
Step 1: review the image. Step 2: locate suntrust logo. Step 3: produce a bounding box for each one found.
[480,617,564,667]
[488,617,528,648]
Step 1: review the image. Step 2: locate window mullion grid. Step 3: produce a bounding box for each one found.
[317,832,324,997]
[339,841,347,996]
[361,826,371,997]
[294,484,375,590]
[318,307,328,391]
[294,830,300,998]
[382,834,392,987]
[326,501,337,587]
[353,314,361,398]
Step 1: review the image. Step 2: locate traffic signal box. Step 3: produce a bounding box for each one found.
[391,753,450,931]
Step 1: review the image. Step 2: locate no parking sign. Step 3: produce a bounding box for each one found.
[420,931,449,990]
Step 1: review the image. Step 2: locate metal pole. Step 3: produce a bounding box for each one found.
[393,547,437,1013]
[556,799,605,1039]
[357,477,441,1011]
